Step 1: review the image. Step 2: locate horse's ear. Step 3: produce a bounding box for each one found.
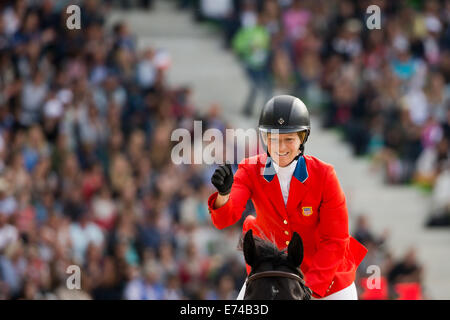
[243,229,257,267]
[287,232,303,268]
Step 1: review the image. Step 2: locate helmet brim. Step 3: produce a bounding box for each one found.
[258,126,310,134]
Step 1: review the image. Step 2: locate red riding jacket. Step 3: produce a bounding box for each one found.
[208,153,367,298]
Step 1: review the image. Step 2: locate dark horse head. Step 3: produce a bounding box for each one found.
[242,229,312,300]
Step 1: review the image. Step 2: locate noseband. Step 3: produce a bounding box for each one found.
[246,271,305,285]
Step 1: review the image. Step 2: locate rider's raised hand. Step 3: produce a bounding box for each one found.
[211,163,234,195]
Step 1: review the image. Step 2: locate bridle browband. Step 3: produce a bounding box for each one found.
[246,271,305,285]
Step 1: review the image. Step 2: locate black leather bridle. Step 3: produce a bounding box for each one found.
[246,271,305,285]
[246,270,313,298]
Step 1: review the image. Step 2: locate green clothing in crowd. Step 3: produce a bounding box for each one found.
[232,25,270,70]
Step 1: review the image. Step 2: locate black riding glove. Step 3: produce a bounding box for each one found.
[211,164,234,195]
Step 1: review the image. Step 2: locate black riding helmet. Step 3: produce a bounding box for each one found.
[258,95,311,155]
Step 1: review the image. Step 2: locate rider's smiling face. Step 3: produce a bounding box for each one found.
[265,132,302,167]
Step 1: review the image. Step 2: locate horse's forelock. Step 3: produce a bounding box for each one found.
[238,232,305,277]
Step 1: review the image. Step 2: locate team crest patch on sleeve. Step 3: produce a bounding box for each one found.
[302,207,313,216]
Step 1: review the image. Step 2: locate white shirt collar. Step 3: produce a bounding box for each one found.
[272,158,298,175]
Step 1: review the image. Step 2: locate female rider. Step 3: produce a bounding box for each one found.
[209,95,367,299]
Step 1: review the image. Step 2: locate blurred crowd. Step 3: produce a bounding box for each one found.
[353,214,425,299]
[186,0,450,298]
[191,0,450,224]
[0,0,250,300]
[0,0,446,300]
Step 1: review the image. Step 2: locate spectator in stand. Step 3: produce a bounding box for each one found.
[388,248,424,290]
[232,9,272,116]
[178,239,211,299]
[124,260,164,300]
[354,215,388,248]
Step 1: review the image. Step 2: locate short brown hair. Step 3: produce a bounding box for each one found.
[297,131,307,143]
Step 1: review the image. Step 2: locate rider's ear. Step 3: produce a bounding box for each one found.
[287,232,303,268]
[243,229,257,267]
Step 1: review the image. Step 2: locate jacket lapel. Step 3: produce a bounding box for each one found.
[260,156,288,219]
[286,156,309,214]
[259,154,310,219]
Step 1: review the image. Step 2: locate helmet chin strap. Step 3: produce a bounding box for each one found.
[296,144,305,159]
[293,146,303,162]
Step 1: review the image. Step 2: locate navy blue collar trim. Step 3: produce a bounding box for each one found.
[263,155,308,183]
